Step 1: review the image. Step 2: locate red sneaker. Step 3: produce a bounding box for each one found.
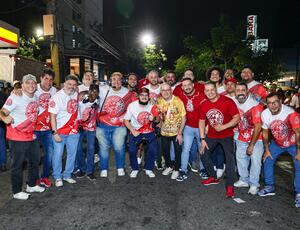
[201,177,219,186]
[40,178,52,188]
[226,185,235,198]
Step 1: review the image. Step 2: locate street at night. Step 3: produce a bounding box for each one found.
[0,154,299,230]
[1,1,300,229]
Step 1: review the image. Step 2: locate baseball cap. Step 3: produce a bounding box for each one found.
[224,77,237,85]
[22,74,37,83]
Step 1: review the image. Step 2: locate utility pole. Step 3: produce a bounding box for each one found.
[116,25,131,72]
[45,0,60,86]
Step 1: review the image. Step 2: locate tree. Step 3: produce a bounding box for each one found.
[16,36,41,60]
[175,15,284,82]
[142,44,167,73]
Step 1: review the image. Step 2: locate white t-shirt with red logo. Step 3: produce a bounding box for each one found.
[3,93,38,141]
[124,100,159,134]
[144,84,161,103]
[35,84,57,131]
[78,100,97,131]
[247,80,268,104]
[234,96,264,143]
[98,85,136,127]
[217,85,227,95]
[262,105,300,147]
[48,89,79,135]
[78,84,90,93]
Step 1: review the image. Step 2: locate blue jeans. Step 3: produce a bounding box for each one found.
[52,133,80,180]
[96,123,127,170]
[264,141,300,193]
[35,130,54,178]
[75,130,96,174]
[128,132,157,170]
[236,140,264,186]
[0,126,6,166]
[180,125,204,172]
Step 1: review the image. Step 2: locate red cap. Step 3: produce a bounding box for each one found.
[224,77,237,85]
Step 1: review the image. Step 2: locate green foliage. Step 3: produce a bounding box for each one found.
[16,36,40,60]
[142,44,167,73]
[174,15,284,82]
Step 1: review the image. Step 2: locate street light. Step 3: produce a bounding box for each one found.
[140,32,154,46]
[35,28,44,39]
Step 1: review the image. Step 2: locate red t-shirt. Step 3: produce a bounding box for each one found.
[199,95,239,138]
[173,81,204,96]
[174,88,206,128]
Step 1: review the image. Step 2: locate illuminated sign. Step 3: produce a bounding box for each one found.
[0,20,19,48]
[247,15,257,39]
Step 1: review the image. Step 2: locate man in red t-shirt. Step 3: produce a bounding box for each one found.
[199,82,240,198]
[174,78,207,181]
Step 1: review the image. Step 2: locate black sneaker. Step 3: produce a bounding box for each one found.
[176,171,188,182]
[87,173,96,181]
[75,171,85,178]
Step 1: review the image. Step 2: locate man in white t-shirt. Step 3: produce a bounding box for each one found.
[78,70,94,93]
[258,92,300,208]
[49,75,80,187]
[144,70,161,104]
[0,74,45,200]
[124,87,159,178]
[96,72,136,177]
[35,68,57,188]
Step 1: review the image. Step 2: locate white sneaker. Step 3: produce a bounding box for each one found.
[55,179,63,187]
[162,167,173,176]
[234,180,249,188]
[137,157,142,165]
[63,178,77,184]
[26,185,45,193]
[248,185,259,195]
[100,170,108,177]
[117,168,125,176]
[13,192,30,200]
[171,170,179,180]
[216,168,225,179]
[94,154,100,163]
[145,170,155,178]
[130,170,139,178]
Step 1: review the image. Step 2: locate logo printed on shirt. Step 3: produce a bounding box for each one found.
[5,98,12,106]
[39,93,51,109]
[137,111,150,125]
[270,119,288,140]
[67,99,78,114]
[103,95,125,116]
[25,101,39,122]
[206,109,224,126]
[49,100,56,108]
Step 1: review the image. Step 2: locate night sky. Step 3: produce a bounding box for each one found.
[104,0,300,65]
[1,0,299,66]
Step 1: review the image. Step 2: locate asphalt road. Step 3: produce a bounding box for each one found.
[0,154,299,230]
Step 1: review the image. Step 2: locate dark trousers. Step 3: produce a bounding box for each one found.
[161,135,182,171]
[9,140,39,194]
[201,137,236,186]
[128,132,157,171]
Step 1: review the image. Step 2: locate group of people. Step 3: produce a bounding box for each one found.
[0,66,299,209]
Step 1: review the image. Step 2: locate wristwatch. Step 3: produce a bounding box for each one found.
[52,130,58,135]
[200,137,205,141]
